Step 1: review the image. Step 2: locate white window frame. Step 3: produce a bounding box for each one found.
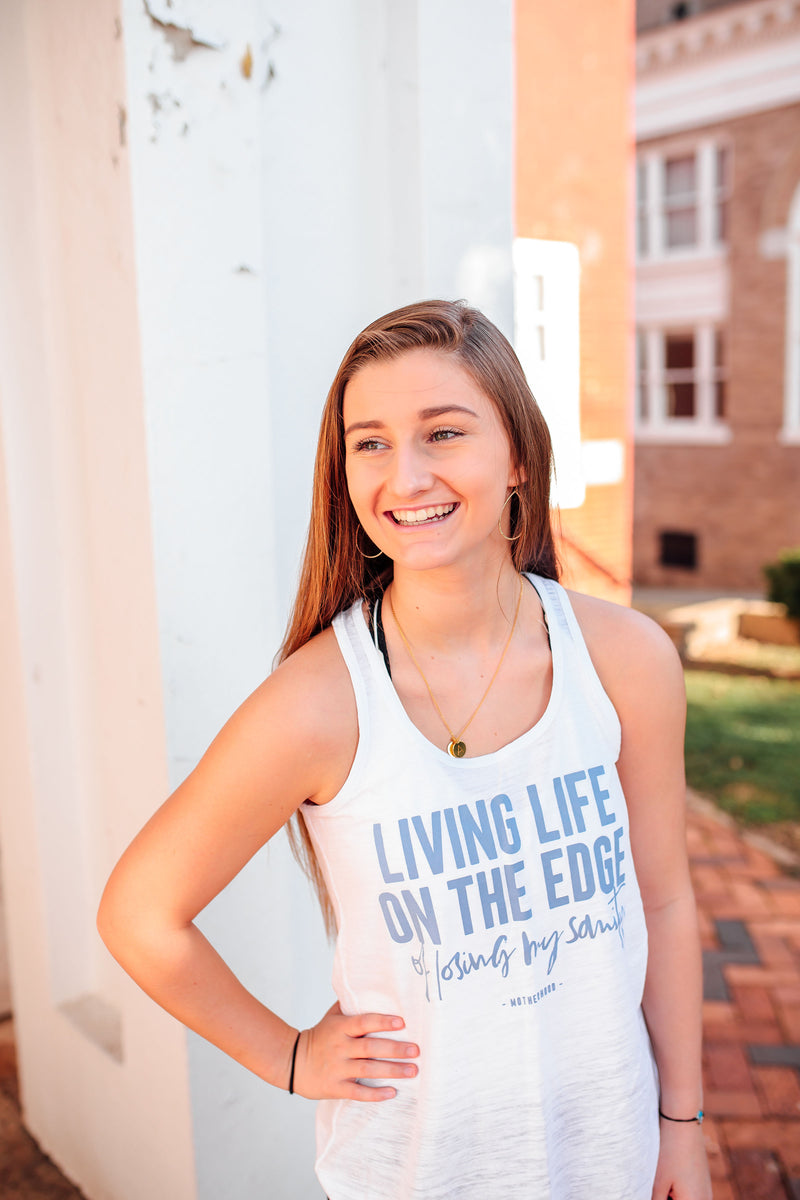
[636,324,731,444]
[637,139,730,263]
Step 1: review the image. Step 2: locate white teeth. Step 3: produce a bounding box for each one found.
[392,503,456,525]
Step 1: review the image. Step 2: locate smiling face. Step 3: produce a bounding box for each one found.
[343,349,519,575]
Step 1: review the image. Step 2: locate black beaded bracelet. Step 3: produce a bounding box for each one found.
[288,1030,302,1095]
[659,1108,703,1124]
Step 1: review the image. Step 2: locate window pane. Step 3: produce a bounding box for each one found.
[665,334,694,371]
[636,329,647,369]
[715,380,726,419]
[637,214,648,257]
[664,155,696,199]
[714,329,724,367]
[638,383,649,421]
[714,330,726,418]
[715,146,729,190]
[715,199,727,243]
[636,330,648,419]
[637,161,647,204]
[637,163,648,256]
[667,381,696,418]
[666,207,697,248]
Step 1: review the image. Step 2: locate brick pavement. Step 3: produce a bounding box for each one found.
[0,799,798,1198]
[689,798,800,1200]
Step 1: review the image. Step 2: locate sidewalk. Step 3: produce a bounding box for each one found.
[688,795,800,1199]
[1,799,799,1198]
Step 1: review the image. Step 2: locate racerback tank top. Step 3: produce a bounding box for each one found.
[302,574,660,1200]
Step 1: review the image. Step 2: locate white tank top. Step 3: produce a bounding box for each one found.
[302,575,659,1200]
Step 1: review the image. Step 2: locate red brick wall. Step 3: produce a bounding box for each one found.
[516,0,635,605]
[634,103,800,591]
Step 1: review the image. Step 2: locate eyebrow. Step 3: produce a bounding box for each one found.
[343,404,479,438]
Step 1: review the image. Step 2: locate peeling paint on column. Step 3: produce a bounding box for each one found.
[146,89,182,141]
[142,0,227,61]
[260,21,281,91]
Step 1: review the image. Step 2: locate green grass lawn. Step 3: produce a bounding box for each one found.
[684,670,800,826]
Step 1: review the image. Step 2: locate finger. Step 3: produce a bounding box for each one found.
[350,1035,419,1060]
[342,1081,398,1102]
[344,1012,405,1037]
[345,1058,418,1080]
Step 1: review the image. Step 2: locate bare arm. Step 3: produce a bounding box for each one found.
[97,630,419,1099]
[573,595,711,1200]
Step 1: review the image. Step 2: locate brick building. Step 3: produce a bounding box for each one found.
[517,0,636,605]
[634,0,800,590]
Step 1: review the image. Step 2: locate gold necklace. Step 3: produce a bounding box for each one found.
[386,576,524,758]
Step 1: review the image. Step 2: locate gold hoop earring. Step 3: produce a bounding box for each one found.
[357,527,383,559]
[498,489,522,542]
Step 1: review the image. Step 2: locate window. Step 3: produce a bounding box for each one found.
[714,330,726,420]
[636,330,649,422]
[637,141,730,260]
[664,332,695,417]
[715,147,730,244]
[637,161,649,259]
[636,326,729,442]
[660,531,697,570]
[664,155,697,250]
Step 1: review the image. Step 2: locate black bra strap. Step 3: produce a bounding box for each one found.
[369,594,392,679]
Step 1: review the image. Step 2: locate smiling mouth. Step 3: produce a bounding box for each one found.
[390,502,458,526]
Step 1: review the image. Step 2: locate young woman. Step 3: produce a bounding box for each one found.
[98,300,712,1199]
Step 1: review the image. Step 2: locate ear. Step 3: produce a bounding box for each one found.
[508,463,527,487]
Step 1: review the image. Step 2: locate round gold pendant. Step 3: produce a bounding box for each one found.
[448,739,467,758]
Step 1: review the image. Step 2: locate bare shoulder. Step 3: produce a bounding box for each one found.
[254,625,359,802]
[565,589,685,716]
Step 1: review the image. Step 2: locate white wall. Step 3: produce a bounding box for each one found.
[0,1,196,1197]
[0,0,514,1197]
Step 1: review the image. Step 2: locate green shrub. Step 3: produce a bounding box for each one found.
[763,547,800,618]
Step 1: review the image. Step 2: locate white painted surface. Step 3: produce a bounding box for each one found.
[0,2,197,1198]
[637,0,800,138]
[0,0,515,1195]
[581,440,626,487]
[513,239,585,509]
[121,1,515,1197]
[636,254,730,324]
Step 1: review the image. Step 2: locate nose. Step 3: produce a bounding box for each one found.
[389,440,435,498]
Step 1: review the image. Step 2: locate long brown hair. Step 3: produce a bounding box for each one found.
[278,299,559,931]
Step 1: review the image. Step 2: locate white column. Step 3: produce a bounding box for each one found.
[121,1,515,1198]
[0,0,515,1195]
[0,1,196,1197]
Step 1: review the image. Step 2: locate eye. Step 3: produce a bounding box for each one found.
[429,426,463,443]
[351,436,386,453]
